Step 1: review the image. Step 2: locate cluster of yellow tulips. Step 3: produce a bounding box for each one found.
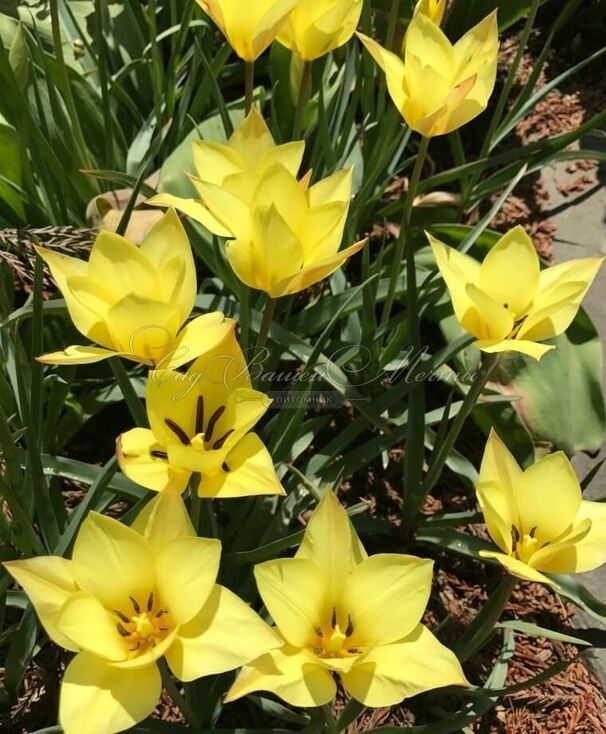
[5,1,605,733]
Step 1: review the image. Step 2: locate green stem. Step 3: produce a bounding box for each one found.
[253,296,277,388]
[109,358,147,427]
[245,61,255,113]
[454,574,518,662]
[420,352,500,500]
[159,658,202,729]
[385,0,400,52]
[381,135,430,327]
[322,704,338,734]
[240,283,251,353]
[292,61,313,140]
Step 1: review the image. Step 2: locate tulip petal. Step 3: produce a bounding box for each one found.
[3,557,79,651]
[251,203,305,292]
[341,624,467,707]
[59,652,160,734]
[465,283,513,341]
[229,106,275,164]
[269,238,367,298]
[155,536,221,624]
[131,486,195,550]
[258,141,305,179]
[478,227,540,317]
[195,180,251,241]
[308,167,353,207]
[356,33,407,116]
[516,451,582,545]
[405,14,454,82]
[146,193,232,237]
[479,551,557,587]
[117,427,191,493]
[200,432,285,498]
[166,584,281,681]
[36,345,120,365]
[473,338,554,360]
[253,163,308,222]
[72,512,155,611]
[57,592,127,661]
[192,139,243,185]
[528,518,593,573]
[167,313,235,370]
[145,369,198,448]
[225,642,336,707]
[255,558,327,648]
[225,239,259,291]
[343,554,433,647]
[299,201,349,263]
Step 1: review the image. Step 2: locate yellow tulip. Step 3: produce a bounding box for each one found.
[277,0,363,60]
[36,209,233,369]
[3,489,280,734]
[413,0,446,25]
[477,430,606,586]
[357,11,499,137]
[226,489,466,707]
[194,162,366,297]
[117,330,285,499]
[148,107,305,235]
[429,226,603,360]
[196,0,300,61]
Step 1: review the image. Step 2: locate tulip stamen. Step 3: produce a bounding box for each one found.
[222,462,230,473]
[213,429,234,450]
[331,607,337,629]
[147,592,154,612]
[165,418,190,445]
[130,596,141,614]
[117,593,173,658]
[129,642,140,652]
[114,609,130,623]
[206,405,226,442]
[511,524,520,552]
[345,615,354,637]
[529,526,538,538]
[151,450,168,459]
[314,626,323,637]
[196,396,205,435]
[116,623,130,637]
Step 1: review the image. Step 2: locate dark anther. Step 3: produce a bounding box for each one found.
[129,596,141,614]
[345,615,354,637]
[331,607,337,629]
[129,642,140,652]
[206,405,225,442]
[511,524,520,551]
[115,609,130,623]
[196,396,205,435]
[159,626,169,632]
[314,626,323,637]
[116,623,130,637]
[213,429,234,450]
[529,526,538,538]
[503,303,509,309]
[156,609,168,618]
[147,592,154,612]
[222,462,230,473]
[151,450,168,459]
[347,648,360,654]
[313,646,323,654]
[150,638,157,647]
[164,418,190,445]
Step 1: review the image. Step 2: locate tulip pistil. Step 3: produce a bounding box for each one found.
[114,592,172,658]
[510,524,540,563]
[311,610,359,659]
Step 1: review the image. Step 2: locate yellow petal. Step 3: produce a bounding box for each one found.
[117,428,191,493]
[131,486,195,550]
[3,557,79,651]
[62,274,115,346]
[144,371,197,449]
[478,227,540,317]
[476,429,521,554]
[166,584,281,681]
[299,201,348,263]
[516,452,582,545]
[258,141,305,180]
[225,239,259,291]
[59,652,160,734]
[343,554,433,647]
[465,283,513,340]
[255,558,327,648]
[194,180,251,240]
[342,624,467,707]
[200,432,285,499]
[72,512,155,611]
[167,313,235,370]
[413,0,447,24]
[229,106,275,165]
[250,203,304,292]
[253,163,308,222]
[308,167,353,207]
[479,551,557,587]
[192,139,243,185]
[528,518,592,573]
[57,592,127,661]
[356,33,407,116]
[269,238,367,298]
[155,536,221,624]
[225,641,336,707]
[146,193,232,237]
[36,345,119,365]
[406,13,454,81]
[473,338,555,361]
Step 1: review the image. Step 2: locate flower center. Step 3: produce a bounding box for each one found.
[311,608,359,659]
[511,524,543,563]
[114,592,173,658]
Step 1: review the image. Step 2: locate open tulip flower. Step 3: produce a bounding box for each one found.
[226,489,467,707]
[429,226,603,360]
[413,0,446,25]
[194,162,366,297]
[277,0,363,61]
[195,0,300,61]
[148,107,305,234]
[36,209,233,368]
[3,489,280,734]
[477,430,606,586]
[118,330,285,499]
[357,11,498,137]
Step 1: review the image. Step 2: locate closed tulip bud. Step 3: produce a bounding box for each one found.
[358,10,499,137]
[413,0,446,25]
[196,0,300,61]
[277,0,363,61]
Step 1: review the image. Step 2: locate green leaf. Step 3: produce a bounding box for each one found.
[496,620,591,646]
[446,0,547,34]
[552,574,606,625]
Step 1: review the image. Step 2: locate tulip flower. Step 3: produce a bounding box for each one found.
[147,107,304,235]
[428,226,603,360]
[357,11,498,137]
[118,330,285,499]
[36,209,233,369]
[3,489,280,734]
[277,0,363,61]
[226,489,466,707]
[195,0,300,61]
[194,162,366,297]
[413,0,446,25]
[477,430,606,586]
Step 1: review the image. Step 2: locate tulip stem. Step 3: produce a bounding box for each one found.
[110,358,147,427]
[245,61,255,113]
[254,296,277,380]
[293,61,313,140]
[454,574,518,662]
[321,704,338,734]
[385,0,400,52]
[240,283,251,352]
[159,658,202,729]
